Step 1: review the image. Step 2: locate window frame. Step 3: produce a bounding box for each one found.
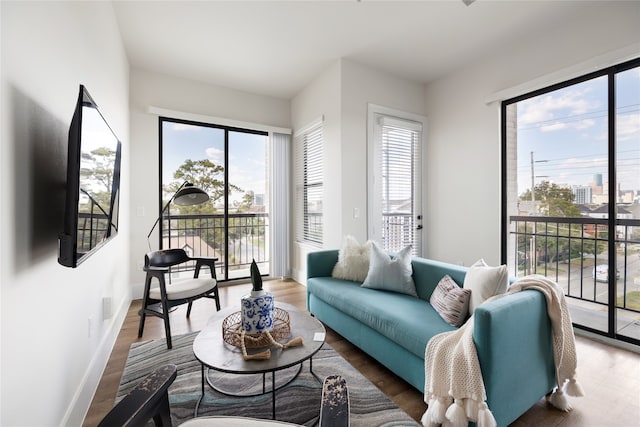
[158,116,269,281]
[500,57,640,345]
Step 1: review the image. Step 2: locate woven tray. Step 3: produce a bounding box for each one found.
[222,307,291,349]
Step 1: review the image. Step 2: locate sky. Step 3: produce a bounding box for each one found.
[162,121,267,205]
[79,106,119,200]
[515,67,640,197]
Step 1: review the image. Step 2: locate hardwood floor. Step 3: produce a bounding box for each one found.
[84,279,640,426]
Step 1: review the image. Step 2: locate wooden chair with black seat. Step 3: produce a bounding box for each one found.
[138,248,220,349]
[98,364,177,427]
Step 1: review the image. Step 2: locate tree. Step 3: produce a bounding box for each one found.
[164,159,244,214]
[520,181,581,217]
[163,158,258,255]
[79,146,116,213]
[518,181,599,268]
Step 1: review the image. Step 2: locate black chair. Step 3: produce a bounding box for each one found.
[98,364,177,427]
[138,249,220,349]
[319,375,349,427]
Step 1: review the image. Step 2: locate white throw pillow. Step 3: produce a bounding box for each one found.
[463,259,508,314]
[331,236,372,282]
[430,275,471,327]
[362,242,417,297]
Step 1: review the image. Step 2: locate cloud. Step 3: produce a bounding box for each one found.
[518,86,601,132]
[540,118,595,132]
[206,147,224,163]
[616,113,640,142]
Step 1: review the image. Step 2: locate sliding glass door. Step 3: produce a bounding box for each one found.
[502,58,640,345]
[160,117,269,281]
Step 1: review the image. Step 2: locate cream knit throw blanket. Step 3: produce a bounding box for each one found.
[422,275,584,427]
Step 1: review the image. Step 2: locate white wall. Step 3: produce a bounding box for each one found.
[290,59,425,283]
[290,61,342,282]
[423,1,640,267]
[341,60,425,243]
[0,2,130,426]
[129,69,291,297]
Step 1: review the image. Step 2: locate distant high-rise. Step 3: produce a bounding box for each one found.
[589,173,604,195]
[593,173,603,187]
[572,185,593,204]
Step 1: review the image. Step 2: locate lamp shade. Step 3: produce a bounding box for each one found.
[173,183,209,206]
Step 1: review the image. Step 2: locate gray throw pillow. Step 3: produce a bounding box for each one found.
[362,242,417,297]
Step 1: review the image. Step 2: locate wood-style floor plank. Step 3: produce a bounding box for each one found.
[83,279,640,426]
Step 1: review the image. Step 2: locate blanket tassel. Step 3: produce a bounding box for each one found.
[420,410,439,427]
[549,387,572,412]
[476,402,497,427]
[565,378,585,397]
[445,399,467,427]
[426,397,448,424]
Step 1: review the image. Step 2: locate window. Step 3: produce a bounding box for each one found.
[159,117,269,281]
[502,58,640,345]
[294,119,323,246]
[368,105,424,255]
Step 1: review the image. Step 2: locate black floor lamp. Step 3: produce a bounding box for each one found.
[147,182,210,251]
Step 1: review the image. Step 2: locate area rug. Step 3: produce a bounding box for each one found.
[118,332,419,426]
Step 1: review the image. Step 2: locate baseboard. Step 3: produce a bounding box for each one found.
[575,328,640,354]
[60,294,131,425]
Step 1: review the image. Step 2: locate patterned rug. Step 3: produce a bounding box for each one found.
[118,332,419,426]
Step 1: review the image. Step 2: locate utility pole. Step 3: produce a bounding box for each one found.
[529,152,548,274]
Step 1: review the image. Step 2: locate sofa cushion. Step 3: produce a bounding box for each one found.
[362,242,417,297]
[149,277,217,300]
[463,259,508,313]
[331,235,371,282]
[307,277,455,358]
[430,275,471,327]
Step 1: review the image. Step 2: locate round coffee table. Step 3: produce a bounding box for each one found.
[192,302,326,419]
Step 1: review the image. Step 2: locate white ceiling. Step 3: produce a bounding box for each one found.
[112,1,588,100]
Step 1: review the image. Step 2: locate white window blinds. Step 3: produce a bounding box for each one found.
[370,113,423,255]
[294,119,323,246]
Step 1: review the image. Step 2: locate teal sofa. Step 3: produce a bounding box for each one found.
[306,249,557,427]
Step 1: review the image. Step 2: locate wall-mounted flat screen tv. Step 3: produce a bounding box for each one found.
[58,85,122,267]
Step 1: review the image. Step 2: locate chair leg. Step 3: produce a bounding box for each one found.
[186,301,193,318]
[138,311,147,339]
[138,276,152,338]
[213,286,221,311]
[161,298,172,350]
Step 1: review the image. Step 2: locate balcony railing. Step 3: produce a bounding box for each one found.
[509,215,640,342]
[508,215,640,313]
[78,212,109,253]
[160,213,269,281]
[382,213,418,254]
